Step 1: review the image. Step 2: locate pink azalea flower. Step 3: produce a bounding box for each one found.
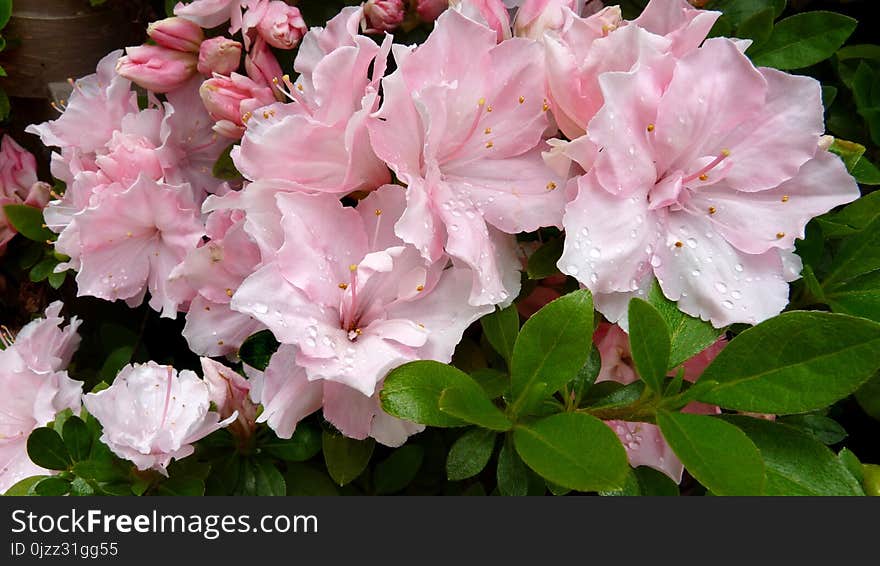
[169,208,264,357]
[83,362,236,474]
[368,9,564,305]
[0,135,50,253]
[200,72,277,139]
[245,37,284,91]
[250,345,423,446]
[174,0,259,34]
[147,17,205,53]
[57,175,204,317]
[631,0,721,57]
[231,185,494,397]
[0,302,83,493]
[594,322,722,483]
[452,0,512,42]
[558,38,860,327]
[514,0,577,39]
[26,50,138,154]
[416,0,450,22]
[232,7,392,194]
[364,0,407,33]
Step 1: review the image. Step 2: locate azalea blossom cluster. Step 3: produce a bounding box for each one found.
[13,0,860,480]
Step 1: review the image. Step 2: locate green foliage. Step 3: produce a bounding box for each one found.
[647,280,723,368]
[480,305,519,364]
[446,429,495,481]
[749,12,857,70]
[239,330,280,371]
[627,299,671,393]
[322,432,374,487]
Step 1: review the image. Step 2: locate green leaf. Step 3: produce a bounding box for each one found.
[34,477,71,496]
[0,89,8,121]
[3,204,55,243]
[157,477,205,496]
[238,330,280,371]
[27,428,71,471]
[739,8,774,47]
[446,428,496,481]
[837,44,880,62]
[726,416,864,495]
[852,62,880,146]
[438,387,511,431]
[777,414,848,445]
[285,463,339,496]
[48,270,67,290]
[749,11,857,70]
[322,432,374,486]
[818,190,880,238]
[212,144,242,180]
[3,476,50,496]
[634,466,680,496]
[509,289,594,416]
[852,155,880,185]
[526,238,563,279]
[381,361,486,427]
[570,345,601,406]
[0,0,11,30]
[29,257,58,282]
[480,304,519,363]
[855,372,880,421]
[497,439,530,496]
[598,469,641,497]
[863,464,880,496]
[647,280,723,368]
[838,447,863,483]
[374,445,424,494]
[627,298,671,393]
[698,312,880,414]
[513,412,628,492]
[706,0,786,28]
[251,457,286,496]
[260,423,321,461]
[62,417,92,462]
[822,85,838,109]
[826,270,880,323]
[69,477,95,497]
[657,411,765,496]
[828,138,866,172]
[470,368,508,399]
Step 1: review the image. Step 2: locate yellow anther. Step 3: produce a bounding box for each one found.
[242,112,253,123]
[776,232,785,239]
[126,231,133,237]
[297,84,304,91]
[484,127,492,135]
[647,124,655,132]
[674,241,683,248]
[708,206,717,215]
[721,148,731,157]
[781,195,789,203]
[542,100,550,112]
[699,174,708,181]
[225,288,233,297]
[355,328,362,335]
[486,141,494,149]
[486,106,493,112]
[519,96,525,104]
[478,97,486,106]
[338,283,349,290]
[374,209,382,216]
[349,264,358,272]
[546,182,557,191]
[416,285,425,292]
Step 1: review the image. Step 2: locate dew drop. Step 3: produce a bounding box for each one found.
[731,290,742,299]
[714,282,728,294]
[566,265,580,276]
[686,238,697,248]
[722,300,734,310]
[734,263,744,272]
[589,273,598,284]
[589,247,601,259]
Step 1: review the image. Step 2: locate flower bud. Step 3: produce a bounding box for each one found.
[416,0,449,22]
[514,0,576,39]
[245,37,284,96]
[198,36,243,76]
[116,45,198,93]
[199,73,276,137]
[452,0,510,42]
[0,135,38,200]
[256,1,308,50]
[147,17,204,53]
[201,358,258,440]
[364,0,406,33]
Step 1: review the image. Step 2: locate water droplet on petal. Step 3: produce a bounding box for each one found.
[722,300,734,310]
[714,282,728,294]
[589,247,601,259]
[566,265,579,276]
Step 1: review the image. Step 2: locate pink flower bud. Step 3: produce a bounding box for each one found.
[514,0,576,39]
[256,1,307,50]
[198,36,243,76]
[0,135,38,201]
[416,0,449,22]
[201,358,258,439]
[199,73,276,137]
[453,0,511,42]
[116,45,198,93]
[147,16,204,53]
[245,37,284,96]
[364,0,406,33]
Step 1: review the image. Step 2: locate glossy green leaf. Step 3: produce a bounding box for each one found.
[470,368,508,400]
[855,372,880,421]
[3,476,50,496]
[69,477,95,497]
[526,238,563,279]
[438,387,511,431]
[852,62,880,146]
[3,204,55,243]
[627,298,671,393]
[726,416,863,495]
[157,477,205,496]
[285,464,339,496]
[513,412,628,492]
[571,345,601,406]
[480,304,519,363]
[647,280,723,368]
[322,432,374,486]
[826,270,880,322]
[777,414,848,445]
[509,289,594,416]
[0,0,12,30]
[62,417,92,462]
[381,361,485,427]
[497,439,529,496]
[698,312,880,414]
[657,411,765,496]
[212,144,242,180]
[34,477,71,496]
[260,422,322,462]
[238,330,280,371]
[27,427,71,471]
[446,429,496,481]
[739,8,774,47]
[374,445,424,494]
[634,466,680,496]
[707,0,786,28]
[818,190,880,238]
[749,12,857,70]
